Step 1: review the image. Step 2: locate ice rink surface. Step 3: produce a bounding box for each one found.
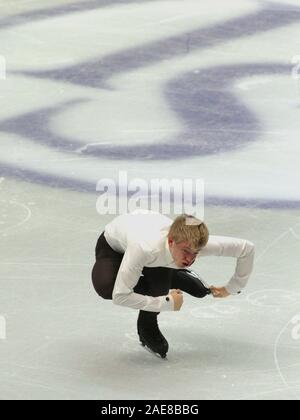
[0,0,300,400]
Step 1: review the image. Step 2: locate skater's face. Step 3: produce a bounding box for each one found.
[168,237,199,268]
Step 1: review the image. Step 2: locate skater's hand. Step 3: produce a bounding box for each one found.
[210,286,230,298]
[170,289,183,311]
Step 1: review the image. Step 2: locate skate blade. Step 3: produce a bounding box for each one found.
[141,342,167,359]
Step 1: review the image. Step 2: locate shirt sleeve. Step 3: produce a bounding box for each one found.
[112,242,174,312]
[200,235,255,294]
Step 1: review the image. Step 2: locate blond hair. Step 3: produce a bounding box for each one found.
[168,214,209,250]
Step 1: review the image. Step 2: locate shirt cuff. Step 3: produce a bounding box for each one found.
[225,282,242,295]
[159,294,174,311]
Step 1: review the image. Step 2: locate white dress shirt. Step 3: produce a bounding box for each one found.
[104,210,255,312]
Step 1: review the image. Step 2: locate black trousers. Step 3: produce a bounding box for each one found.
[91,233,205,301]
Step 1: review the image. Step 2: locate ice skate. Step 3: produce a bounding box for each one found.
[176,269,212,298]
[137,311,169,359]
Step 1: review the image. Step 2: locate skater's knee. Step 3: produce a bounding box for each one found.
[91,277,113,300]
[101,291,113,300]
[96,287,113,300]
[92,284,113,300]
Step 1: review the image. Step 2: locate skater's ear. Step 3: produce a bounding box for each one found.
[168,235,175,246]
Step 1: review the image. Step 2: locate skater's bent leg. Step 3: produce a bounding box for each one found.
[135,267,172,357]
[134,267,172,297]
[91,232,123,300]
[137,310,169,357]
[92,257,122,299]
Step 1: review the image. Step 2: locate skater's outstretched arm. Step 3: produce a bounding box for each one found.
[200,235,255,295]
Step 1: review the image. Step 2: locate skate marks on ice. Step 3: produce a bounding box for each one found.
[246,290,300,308]
[255,220,300,266]
[190,301,241,320]
[248,220,300,308]
[268,213,300,395]
[274,313,300,400]
[123,332,166,362]
[0,199,33,236]
[189,288,300,321]
[122,332,197,365]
